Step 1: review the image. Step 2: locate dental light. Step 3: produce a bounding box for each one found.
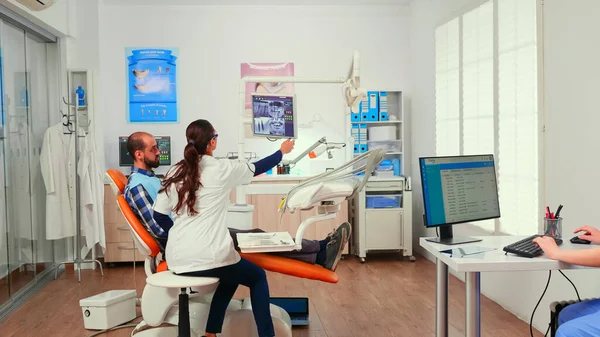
[235,51,366,204]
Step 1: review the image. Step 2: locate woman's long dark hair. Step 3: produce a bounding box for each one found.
[160,119,215,215]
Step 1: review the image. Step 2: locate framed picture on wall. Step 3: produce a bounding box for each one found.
[126,47,179,123]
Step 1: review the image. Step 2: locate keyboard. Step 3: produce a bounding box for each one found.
[503,234,563,258]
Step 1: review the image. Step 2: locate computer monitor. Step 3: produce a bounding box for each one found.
[251,93,297,139]
[119,136,172,167]
[419,154,500,245]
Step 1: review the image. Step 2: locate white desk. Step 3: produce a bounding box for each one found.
[420,236,595,337]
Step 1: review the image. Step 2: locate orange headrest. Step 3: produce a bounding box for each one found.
[107,169,128,195]
[116,195,161,257]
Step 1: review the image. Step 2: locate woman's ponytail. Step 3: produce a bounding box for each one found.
[160,120,215,215]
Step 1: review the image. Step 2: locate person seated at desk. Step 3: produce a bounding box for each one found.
[123,131,349,270]
[534,228,600,337]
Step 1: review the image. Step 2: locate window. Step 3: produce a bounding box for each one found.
[435,0,539,235]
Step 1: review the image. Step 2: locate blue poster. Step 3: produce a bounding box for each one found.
[126,48,178,123]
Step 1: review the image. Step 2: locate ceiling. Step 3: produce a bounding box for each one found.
[101,0,412,6]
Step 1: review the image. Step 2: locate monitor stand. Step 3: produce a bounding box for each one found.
[425,225,482,245]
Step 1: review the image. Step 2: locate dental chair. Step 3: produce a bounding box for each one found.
[111,188,291,337]
[106,169,127,197]
[107,148,385,337]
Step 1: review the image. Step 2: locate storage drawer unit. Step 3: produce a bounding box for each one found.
[350,177,413,262]
[103,184,144,263]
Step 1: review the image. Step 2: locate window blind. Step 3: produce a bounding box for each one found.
[497,0,538,235]
[434,0,538,235]
[435,18,460,157]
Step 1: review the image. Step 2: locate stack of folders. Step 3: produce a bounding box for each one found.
[351,124,368,154]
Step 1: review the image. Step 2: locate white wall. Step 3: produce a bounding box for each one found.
[98,4,411,175]
[409,0,600,333]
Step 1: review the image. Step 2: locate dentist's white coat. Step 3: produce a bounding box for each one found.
[40,123,104,248]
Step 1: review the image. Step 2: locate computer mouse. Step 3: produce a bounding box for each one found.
[570,236,591,244]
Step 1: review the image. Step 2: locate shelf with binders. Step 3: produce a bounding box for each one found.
[348,90,406,176]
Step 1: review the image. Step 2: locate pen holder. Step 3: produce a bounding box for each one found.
[544,217,562,238]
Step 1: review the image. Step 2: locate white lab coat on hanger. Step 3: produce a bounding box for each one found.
[40,123,93,242]
[78,131,106,251]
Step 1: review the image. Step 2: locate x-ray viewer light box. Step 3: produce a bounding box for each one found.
[251,93,297,139]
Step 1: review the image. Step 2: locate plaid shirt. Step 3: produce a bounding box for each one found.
[124,167,168,250]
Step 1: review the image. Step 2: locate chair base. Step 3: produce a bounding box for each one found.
[134,297,292,337]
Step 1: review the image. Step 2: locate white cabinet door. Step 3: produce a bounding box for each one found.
[365,209,403,250]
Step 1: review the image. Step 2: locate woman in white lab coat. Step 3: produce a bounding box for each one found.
[152,119,294,337]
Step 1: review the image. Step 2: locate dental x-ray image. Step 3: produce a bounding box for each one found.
[252,94,295,138]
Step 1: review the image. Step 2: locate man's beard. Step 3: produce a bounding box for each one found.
[145,157,160,169]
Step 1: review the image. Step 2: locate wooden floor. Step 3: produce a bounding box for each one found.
[0,253,543,337]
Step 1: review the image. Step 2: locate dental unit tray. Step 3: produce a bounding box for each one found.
[239,148,386,253]
[237,232,296,253]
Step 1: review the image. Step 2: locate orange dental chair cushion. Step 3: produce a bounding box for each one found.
[240,252,339,283]
[156,254,338,283]
[107,169,128,195]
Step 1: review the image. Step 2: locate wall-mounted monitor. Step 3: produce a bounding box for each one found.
[119,136,171,167]
[251,93,297,139]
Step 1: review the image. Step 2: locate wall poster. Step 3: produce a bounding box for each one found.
[126,48,179,123]
[240,62,295,113]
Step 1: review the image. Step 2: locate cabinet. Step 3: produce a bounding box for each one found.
[350,178,413,262]
[103,185,144,264]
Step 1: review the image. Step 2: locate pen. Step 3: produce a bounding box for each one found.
[546,206,551,219]
[555,204,563,218]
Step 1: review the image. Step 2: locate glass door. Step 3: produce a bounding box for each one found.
[25,33,53,276]
[2,20,34,296]
[0,19,9,307]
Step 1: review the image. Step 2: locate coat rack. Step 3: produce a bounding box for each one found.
[55,95,103,282]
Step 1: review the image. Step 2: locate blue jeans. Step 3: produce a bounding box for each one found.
[179,258,274,337]
[557,298,600,337]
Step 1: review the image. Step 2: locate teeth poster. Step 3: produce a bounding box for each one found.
[126,48,179,123]
[240,62,295,112]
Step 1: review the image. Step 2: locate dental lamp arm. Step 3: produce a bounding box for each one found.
[281,137,327,165]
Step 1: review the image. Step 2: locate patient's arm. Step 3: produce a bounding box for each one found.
[153,211,173,233]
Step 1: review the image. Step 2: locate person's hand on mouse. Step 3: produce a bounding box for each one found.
[532,236,561,260]
[279,139,295,154]
[574,226,600,244]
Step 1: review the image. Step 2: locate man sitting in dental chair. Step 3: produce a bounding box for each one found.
[123,131,350,271]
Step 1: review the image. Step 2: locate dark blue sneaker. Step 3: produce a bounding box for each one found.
[324,222,351,271]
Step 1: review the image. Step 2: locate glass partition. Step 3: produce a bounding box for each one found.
[0,18,57,310]
[2,20,34,296]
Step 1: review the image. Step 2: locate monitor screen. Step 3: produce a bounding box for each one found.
[252,93,297,139]
[419,154,500,228]
[119,136,171,167]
